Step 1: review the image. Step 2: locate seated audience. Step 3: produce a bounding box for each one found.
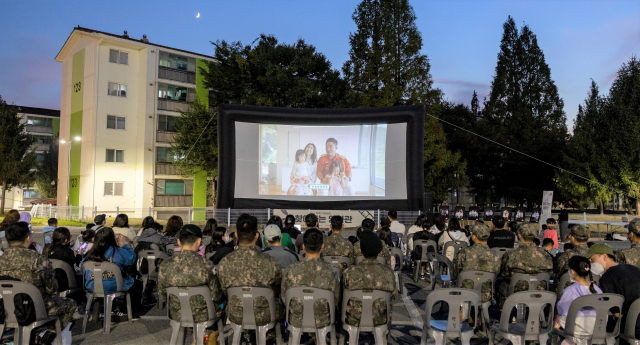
[76,229,95,256]
[321,215,355,269]
[202,218,218,236]
[555,225,590,279]
[543,238,559,257]
[205,226,235,265]
[343,230,397,327]
[112,213,137,239]
[163,215,183,244]
[352,218,391,265]
[453,223,500,303]
[388,210,406,236]
[615,219,640,264]
[135,222,169,252]
[406,215,426,250]
[438,217,470,261]
[533,238,541,246]
[379,227,398,268]
[265,215,295,251]
[282,228,340,329]
[137,216,155,236]
[296,213,319,252]
[262,224,299,269]
[172,225,207,257]
[43,217,58,245]
[282,215,301,242]
[487,215,515,248]
[543,222,560,249]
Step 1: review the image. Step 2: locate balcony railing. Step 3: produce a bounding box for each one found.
[26,125,52,134]
[158,66,196,84]
[154,194,193,207]
[156,131,177,143]
[158,99,190,112]
[156,162,179,175]
[34,143,50,151]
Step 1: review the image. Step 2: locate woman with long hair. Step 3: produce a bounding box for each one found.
[205,226,234,264]
[112,213,136,239]
[202,218,218,236]
[137,216,155,236]
[164,215,183,238]
[282,215,300,239]
[411,218,437,279]
[379,227,398,269]
[83,227,143,318]
[44,227,79,294]
[0,209,21,251]
[438,217,469,261]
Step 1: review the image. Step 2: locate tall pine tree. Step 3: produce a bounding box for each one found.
[343,0,466,202]
[480,16,567,204]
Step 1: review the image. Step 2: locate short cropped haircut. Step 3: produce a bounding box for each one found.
[388,210,397,220]
[7,222,31,245]
[542,238,555,247]
[236,215,258,244]
[361,218,375,231]
[326,138,338,146]
[48,218,57,226]
[303,228,324,254]
[330,215,343,230]
[546,218,556,224]
[491,215,505,229]
[178,229,199,247]
[305,213,318,227]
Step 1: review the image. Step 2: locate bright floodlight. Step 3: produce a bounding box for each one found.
[74,136,81,141]
[60,140,66,144]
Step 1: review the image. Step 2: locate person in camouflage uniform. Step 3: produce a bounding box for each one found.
[343,230,397,327]
[452,223,500,303]
[158,224,222,323]
[497,223,553,308]
[217,215,283,326]
[555,225,590,279]
[322,215,355,270]
[616,219,640,265]
[0,222,77,331]
[282,228,340,328]
[352,218,391,265]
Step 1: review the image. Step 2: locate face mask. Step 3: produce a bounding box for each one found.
[224,236,230,244]
[590,262,605,276]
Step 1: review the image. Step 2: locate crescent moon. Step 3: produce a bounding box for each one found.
[196,12,200,18]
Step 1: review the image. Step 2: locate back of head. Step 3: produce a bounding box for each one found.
[541,224,548,231]
[563,243,575,251]
[86,223,94,230]
[355,226,363,239]
[491,215,505,229]
[52,227,71,246]
[81,229,96,243]
[7,222,31,246]
[178,224,202,247]
[568,255,598,293]
[303,228,324,254]
[570,224,590,243]
[517,223,538,242]
[433,215,445,231]
[379,227,393,247]
[212,226,227,244]
[284,215,296,230]
[542,238,554,248]
[360,230,383,258]
[237,215,258,245]
[380,217,391,227]
[304,213,318,228]
[533,238,541,246]
[448,218,462,231]
[86,227,117,261]
[421,218,432,231]
[508,221,517,232]
[141,216,154,229]
[388,210,397,220]
[165,215,184,237]
[546,218,556,225]
[267,215,284,230]
[203,218,218,235]
[48,218,57,226]
[113,214,129,228]
[414,214,426,226]
[361,218,375,231]
[330,215,343,231]
[0,209,21,232]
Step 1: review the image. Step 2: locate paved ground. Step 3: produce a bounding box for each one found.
[12,227,490,345]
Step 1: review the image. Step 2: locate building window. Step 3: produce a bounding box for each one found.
[107,115,126,130]
[109,49,129,65]
[106,149,124,163]
[157,83,195,102]
[34,135,52,144]
[159,51,196,72]
[156,179,192,195]
[157,147,178,162]
[108,82,127,97]
[36,154,44,163]
[158,115,181,132]
[104,182,124,196]
[23,190,40,198]
[27,116,53,127]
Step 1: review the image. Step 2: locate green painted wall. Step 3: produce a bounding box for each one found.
[195,59,209,108]
[52,118,60,137]
[69,49,84,206]
[193,59,209,213]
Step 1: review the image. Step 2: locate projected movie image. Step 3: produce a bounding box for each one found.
[259,124,387,197]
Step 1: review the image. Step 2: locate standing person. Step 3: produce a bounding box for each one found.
[112,213,136,239]
[555,225,590,279]
[388,210,406,237]
[0,222,77,343]
[546,218,560,246]
[453,223,501,303]
[616,219,640,264]
[137,216,155,236]
[216,215,284,328]
[262,224,299,269]
[43,217,58,246]
[343,231,397,327]
[438,217,470,261]
[542,224,559,249]
[82,227,143,319]
[588,244,640,339]
[282,228,340,330]
[487,216,516,248]
[316,138,355,196]
[322,215,355,270]
[558,203,570,240]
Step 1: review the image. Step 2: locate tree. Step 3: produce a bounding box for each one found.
[470,91,479,117]
[342,0,467,202]
[480,16,568,205]
[34,135,59,199]
[0,96,36,214]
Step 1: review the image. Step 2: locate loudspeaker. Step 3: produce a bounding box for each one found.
[423,192,434,216]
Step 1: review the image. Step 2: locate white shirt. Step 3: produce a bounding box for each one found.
[389,220,405,236]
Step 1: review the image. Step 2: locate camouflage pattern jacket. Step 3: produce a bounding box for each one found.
[322,233,355,270]
[352,241,391,266]
[452,243,501,302]
[342,257,397,326]
[0,246,58,297]
[499,242,553,296]
[217,245,283,326]
[281,257,340,328]
[555,244,589,278]
[616,242,640,265]
[158,249,222,323]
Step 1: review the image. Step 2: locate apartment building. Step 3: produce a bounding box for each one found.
[54,27,213,216]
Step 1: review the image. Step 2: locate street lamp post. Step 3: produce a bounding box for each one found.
[60,136,81,206]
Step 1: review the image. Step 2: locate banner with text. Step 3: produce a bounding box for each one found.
[540,191,554,232]
[273,209,375,229]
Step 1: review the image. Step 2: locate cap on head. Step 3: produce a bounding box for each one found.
[471,223,490,241]
[94,214,106,224]
[517,223,538,240]
[628,219,640,236]
[264,224,282,242]
[359,230,382,258]
[570,224,590,241]
[586,243,614,258]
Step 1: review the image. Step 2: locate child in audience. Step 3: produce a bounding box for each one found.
[555,255,602,344]
[288,149,312,195]
[328,160,348,196]
[543,223,559,249]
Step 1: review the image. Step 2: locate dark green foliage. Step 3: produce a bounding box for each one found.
[34,135,59,199]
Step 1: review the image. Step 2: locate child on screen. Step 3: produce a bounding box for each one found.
[288,149,312,195]
[328,160,348,196]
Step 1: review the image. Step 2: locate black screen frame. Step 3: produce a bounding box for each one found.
[216,104,425,210]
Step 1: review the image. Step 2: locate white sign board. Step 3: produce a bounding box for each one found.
[272,209,375,229]
[540,191,554,232]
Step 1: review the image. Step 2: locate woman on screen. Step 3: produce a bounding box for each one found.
[303,143,318,195]
[328,160,348,196]
[288,149,313,195]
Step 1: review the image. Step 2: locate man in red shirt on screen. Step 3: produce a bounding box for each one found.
[316,138,355,196]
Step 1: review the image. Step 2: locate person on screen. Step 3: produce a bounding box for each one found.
[455,209,464,220]
[316,138,355,196]
[303,143,318,191]
[328,161,348,196]
[288,149,313,195]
